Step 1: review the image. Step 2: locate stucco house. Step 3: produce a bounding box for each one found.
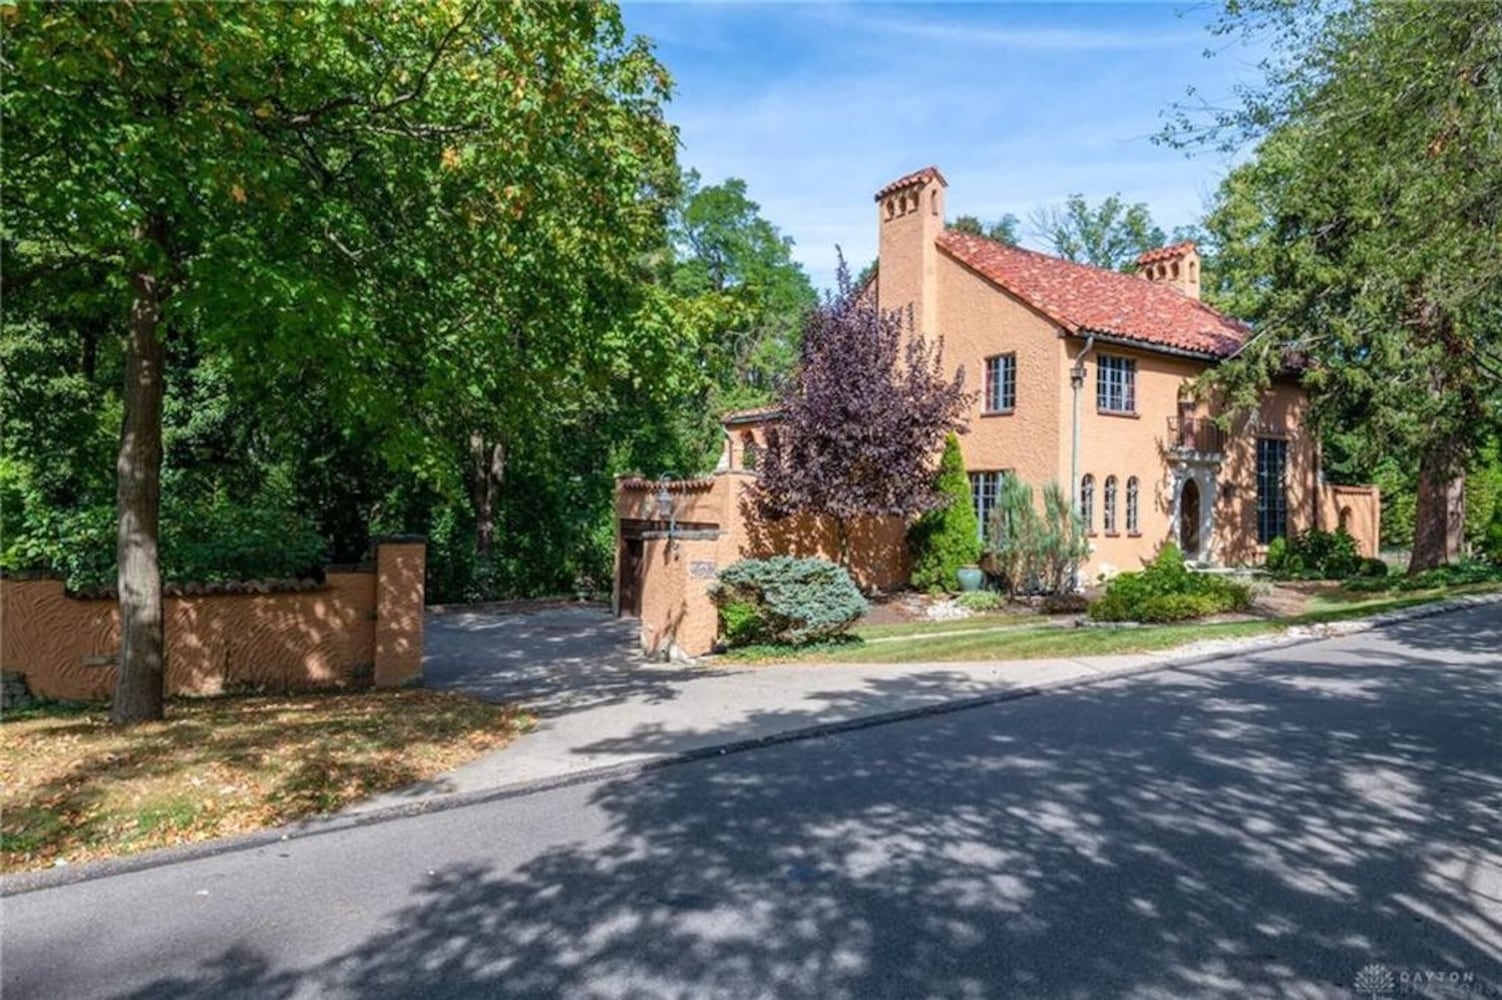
[614,166,1379,657]
[866,165,1378,580]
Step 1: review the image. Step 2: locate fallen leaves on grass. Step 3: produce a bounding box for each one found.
[1,690,533,873]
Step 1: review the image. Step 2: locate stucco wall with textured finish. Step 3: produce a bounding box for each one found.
[935,249,1064,491]
[1,542,425,701]
[617,469,908,658]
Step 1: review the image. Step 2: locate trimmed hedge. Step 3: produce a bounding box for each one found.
[1090,545,1252,623]
[710,556,868,647]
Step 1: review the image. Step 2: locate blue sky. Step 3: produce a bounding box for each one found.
[621,2,1265,290]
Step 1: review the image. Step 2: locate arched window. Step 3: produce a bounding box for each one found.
[1080,475,1095,533]
[1126,476,1140,534]
[1104,476,1118,533]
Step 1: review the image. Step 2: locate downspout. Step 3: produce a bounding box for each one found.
[1069,332,1096,590]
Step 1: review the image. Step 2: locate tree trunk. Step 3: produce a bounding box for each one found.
[111,268,167,724]
[467,433,505,558]
[1410,448,1465,573]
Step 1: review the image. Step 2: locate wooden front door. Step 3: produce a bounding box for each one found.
[618,538,644,617]
[1179,479,1201,558]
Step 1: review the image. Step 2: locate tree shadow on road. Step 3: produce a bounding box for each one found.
[119,610,1502,998]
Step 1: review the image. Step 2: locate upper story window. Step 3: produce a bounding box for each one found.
[983,354,1016,413]
[1257,437,1289,544]
[1080,474,1095,534]
[969,471,1009,541]
[1103,476,1119,533]
[1097,355,1137,414]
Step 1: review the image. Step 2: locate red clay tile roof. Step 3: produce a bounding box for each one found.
[936,230,1248,358]
[1135,241,1198,266]
[874,166,947,201]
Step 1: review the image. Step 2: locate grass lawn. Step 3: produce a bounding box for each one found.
[728,582,1501,666]
[1,690,532,874]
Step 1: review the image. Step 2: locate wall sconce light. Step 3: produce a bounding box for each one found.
[655,474,679,550]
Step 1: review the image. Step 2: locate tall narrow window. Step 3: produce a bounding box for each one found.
[1103,476,1119,533]
[1080,474,1095,534]
[983,354,1016,413]
[1096,355,1137,414]
[1126,476,1140,534]
[1257,438,1289,544]
[969,471,1008,541]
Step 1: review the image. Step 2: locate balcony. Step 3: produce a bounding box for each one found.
[1167,416,1226,457]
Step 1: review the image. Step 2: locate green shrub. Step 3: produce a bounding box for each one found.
[1265,536,1288,574]
[710,556,868,646]
[1356,557,1390,578]
[981,476,1085,596]
[718,600,766,647]
[908,434,981,593]
[956,590,1003,612]
[1089,544,1251,623]
[1268,529,1361,580]
[1393,560,1502,591]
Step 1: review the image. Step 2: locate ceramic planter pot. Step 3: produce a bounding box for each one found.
[955,566,985,592]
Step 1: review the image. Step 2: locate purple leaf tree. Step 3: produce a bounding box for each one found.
[753,255,973,566]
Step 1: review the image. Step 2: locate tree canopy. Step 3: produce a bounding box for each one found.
[754,260,971,565]
[2,1,682,720]
[1028,193,1166,272]
[1168,0,1502,570]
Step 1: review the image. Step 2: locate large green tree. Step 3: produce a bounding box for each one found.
[1169,0,1502,571]
[669,170,815,412]
[2,2,678,721]
[950,214,1021,247]
[1029,194,1166,272]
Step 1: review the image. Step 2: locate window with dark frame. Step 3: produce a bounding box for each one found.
[1080,474,1095,534]
[1257,438,1289,544]
[1096,355,1137,414]
[983,353,1016,413]
[1103,476,1118,533]
[1126,476,1140,534]
[969,471,1009,542]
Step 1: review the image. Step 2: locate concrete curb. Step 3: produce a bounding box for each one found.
[5,591,1497,898]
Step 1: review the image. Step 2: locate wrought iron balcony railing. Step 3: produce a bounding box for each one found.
[1167,416,1226,455]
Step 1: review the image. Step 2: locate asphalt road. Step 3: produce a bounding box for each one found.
[5,605,1501,999]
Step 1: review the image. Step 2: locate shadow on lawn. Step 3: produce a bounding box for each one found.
[117,607,1502,997]
[2,692,518,865]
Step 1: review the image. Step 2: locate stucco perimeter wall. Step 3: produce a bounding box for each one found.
[618,472,908,659]
[0,542,425,701]
[935,249,1063,490]
[1319,484,1382,559]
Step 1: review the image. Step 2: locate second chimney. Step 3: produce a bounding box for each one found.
[1136,242,1201,300]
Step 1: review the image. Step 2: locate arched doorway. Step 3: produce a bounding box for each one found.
[1180,479,1201,558]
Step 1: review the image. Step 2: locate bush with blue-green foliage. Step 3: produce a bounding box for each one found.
[710,556,868,646]
[1090,544,1252,623]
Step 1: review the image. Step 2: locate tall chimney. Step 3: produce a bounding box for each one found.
[1135,241,1201,300]
[875,165,946,339]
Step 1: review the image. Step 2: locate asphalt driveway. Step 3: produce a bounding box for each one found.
[422,604,653,708]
